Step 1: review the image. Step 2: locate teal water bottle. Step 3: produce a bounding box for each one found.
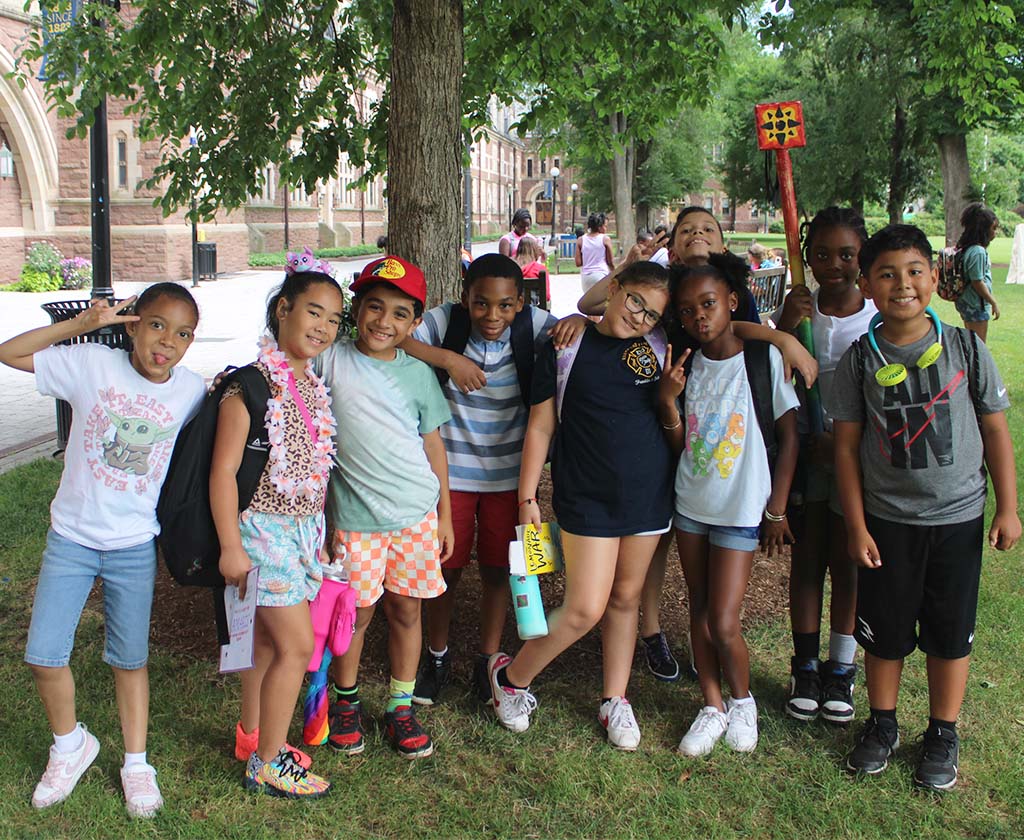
[510,573,548,640]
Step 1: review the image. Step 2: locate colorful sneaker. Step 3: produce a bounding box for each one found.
[599,697,641,751]
[725,697,759,752]
[820,660,857,725]
[31,724,100,809]
[846,715,899,775]
[244,749,332,799]
[412,649,452,706]
[642,631,681,682]
[913,724,959,791]
[488,652,537,733]
[677,706,728,757]
[383,706,434,759]
[786,657,822,722]
[120,763,164,818]
[234,721,312,768]
[473,654,492,703]
[327,699,365,755]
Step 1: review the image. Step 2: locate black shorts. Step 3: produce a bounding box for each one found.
[854,513,983,660]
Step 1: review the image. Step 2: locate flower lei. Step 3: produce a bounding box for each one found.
[257,335,337,501]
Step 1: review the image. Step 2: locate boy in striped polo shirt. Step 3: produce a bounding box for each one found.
[403,253,573,703]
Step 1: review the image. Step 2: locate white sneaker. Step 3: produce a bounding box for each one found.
[599,697,641,751]
[32,724,100,809]
[121,762,164,818]
[677,706,728,757]
[488,652,537,733]
[725,696,759,752]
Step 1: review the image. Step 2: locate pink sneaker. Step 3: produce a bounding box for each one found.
[31,724,100,809]
[120,763,164,818]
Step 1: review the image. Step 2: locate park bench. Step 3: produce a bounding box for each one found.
[749,265,788,315]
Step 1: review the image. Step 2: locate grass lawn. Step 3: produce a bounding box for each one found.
[1,293,1022,839]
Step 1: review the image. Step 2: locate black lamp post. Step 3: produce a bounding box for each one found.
[570,182,578,233]
[550,165,560,240]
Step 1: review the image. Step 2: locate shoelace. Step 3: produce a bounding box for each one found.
[390,710,426,743]
[123,767,159,801]
[921,729,956,763]
[793,667,821,695]
[649,634,673,665]
[729,703,756,727]
[607,700,636,731]
[335,704,360,731]
[505,688,538,717]
[821,671,852,702]
[274,752,310,783]
[691,708,725,735]
[864,718,898,750]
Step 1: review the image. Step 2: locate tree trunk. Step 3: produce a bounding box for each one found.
[609,112,635,257]
[937,132,971,244]
[390,0,463,306]
[886,103,908,226]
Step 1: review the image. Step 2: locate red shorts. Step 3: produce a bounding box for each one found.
[446,489,518,570]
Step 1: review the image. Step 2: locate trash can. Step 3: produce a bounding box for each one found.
[197,242,217,280]
[41,299,130,451]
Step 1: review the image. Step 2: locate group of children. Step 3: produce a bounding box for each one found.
[2,200,1018,814]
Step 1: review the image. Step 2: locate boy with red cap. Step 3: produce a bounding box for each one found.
[317,256,454,759]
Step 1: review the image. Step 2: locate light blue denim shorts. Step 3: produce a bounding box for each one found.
[674,513,760,552]
[25,529,157,670]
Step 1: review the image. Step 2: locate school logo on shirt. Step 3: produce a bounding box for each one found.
[84,388,179,493]
[622,340,659,381]
[874,365,960,470]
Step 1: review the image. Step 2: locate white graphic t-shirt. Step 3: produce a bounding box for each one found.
[674,345,799,528]
[34,344,205,550]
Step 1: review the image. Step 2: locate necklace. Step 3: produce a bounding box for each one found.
[257,335,337,501]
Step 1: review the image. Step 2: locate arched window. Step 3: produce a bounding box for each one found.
[0,141,13,179]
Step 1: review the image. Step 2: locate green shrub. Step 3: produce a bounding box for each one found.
[2,268,62,292]
[25,241,63,278]
[768,220,785,234]
[315,245,380,258]
[248,252,286,267]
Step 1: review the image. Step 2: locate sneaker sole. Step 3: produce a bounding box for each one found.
[244,776,332,799]
[726,738,758,753]
[913,769,958,792]
[649,668,681,683]
[32,735,101,809]
[397,744,435,760]
[846,757,890,775]
[820,708,854,724]
[785,704,820,722]
[327,739,365,756]
[411,695,436,706]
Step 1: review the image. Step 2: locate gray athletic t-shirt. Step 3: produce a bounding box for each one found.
[830,323,1009,525]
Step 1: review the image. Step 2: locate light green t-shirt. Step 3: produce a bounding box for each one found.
[317,340,451,532]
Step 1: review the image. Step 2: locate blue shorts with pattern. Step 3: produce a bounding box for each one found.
[955,286,991,323]
[239,511,324,607]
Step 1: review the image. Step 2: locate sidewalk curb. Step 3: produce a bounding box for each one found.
[0,434,59,476]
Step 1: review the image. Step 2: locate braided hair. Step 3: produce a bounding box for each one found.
[800,206,868,266]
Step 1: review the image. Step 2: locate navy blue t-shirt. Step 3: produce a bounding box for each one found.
[532,325,674,537]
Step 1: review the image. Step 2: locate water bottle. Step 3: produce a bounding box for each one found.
[510,573,548,640]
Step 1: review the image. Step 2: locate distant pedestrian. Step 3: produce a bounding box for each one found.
[955,203,1001,343]
[500,209,533,258]
[575,212,614,292]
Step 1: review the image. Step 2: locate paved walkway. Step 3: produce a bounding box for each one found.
[0,243,586,470]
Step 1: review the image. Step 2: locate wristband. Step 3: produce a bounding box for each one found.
[763,508,787,523]
[518,498,537,507]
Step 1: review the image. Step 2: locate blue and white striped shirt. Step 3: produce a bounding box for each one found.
[414,303,557,492]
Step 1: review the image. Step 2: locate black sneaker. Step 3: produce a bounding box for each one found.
[642,631,680,682]
[327,699,365,755]
[412,649,451,706]
[846,715,899,775]
[384,706,434,759]
[473,655,492,703]
[786,657,822,721]
[914,725,959,791]
[820,660,856,724]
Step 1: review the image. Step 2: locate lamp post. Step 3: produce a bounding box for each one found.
[550,165,560,240]
[189,129,199,287]
[570,182,578,233]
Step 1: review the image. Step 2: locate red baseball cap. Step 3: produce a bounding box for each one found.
[351,256,427,306]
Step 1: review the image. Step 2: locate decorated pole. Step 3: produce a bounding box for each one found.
[755,101,822,432]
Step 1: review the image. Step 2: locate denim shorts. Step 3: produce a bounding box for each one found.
[674,513,760,552]
[955,287,991,323]
[25,529,157,670]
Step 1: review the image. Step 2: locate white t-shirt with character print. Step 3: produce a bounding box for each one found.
[674,345,799,528]
[35,344,205,550]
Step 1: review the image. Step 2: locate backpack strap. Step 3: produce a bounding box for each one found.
[954,325,982,424]
[555,329,585,422]
[509,306,536,409]
[227,364,272,510]
[436,304,472,389]
[743,339,777,471]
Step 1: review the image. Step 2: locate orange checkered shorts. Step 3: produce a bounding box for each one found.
[331,510,447,608]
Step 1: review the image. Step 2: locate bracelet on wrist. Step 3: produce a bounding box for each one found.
[763,508,787,523]
[661,416,682,431]
[518,498,537,507]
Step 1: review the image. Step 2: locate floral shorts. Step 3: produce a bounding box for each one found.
[331,510,446,608]
[239,511,324,608]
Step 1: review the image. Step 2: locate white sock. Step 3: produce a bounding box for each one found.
[53,724,85,754]
[123,751,148,769]
[730,694,755,707]
[429,646,448,658]
[829,632,857,665]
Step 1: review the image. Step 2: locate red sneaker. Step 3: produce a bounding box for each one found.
[384,705,433,759]
[327,699,365,755]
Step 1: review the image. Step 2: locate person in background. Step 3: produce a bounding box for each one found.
[500,209,533,259]
[954,202,1001,343]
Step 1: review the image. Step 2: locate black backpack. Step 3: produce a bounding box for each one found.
[682,339,777,472]
[157,365,271,588]
[435,304,537,408]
